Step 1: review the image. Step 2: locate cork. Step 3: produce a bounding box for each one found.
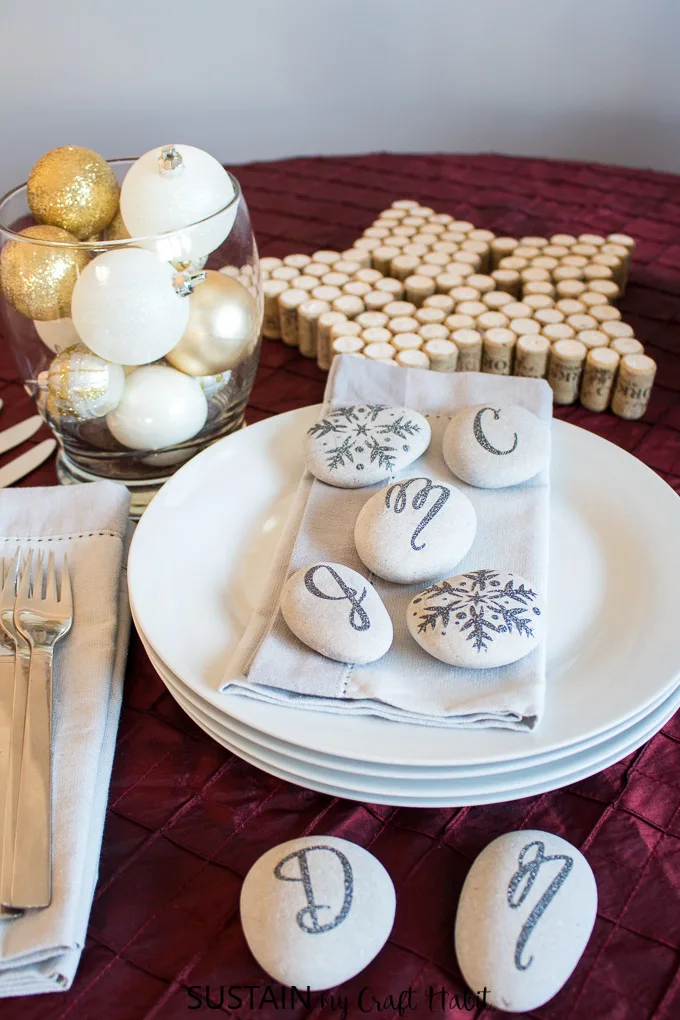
[580,289,610,308]
[450,285,482,305]
[579,233,606,247]
[341,248,371,268]
[577,330,610,350]
[377,208,405,221]
[611,337,644,358]
[462,239,491,272]
[419,222,446,236]
[444,261,475,279]
[419,323,450,342]
[333,294,365,320]
[284,254,312,270]
[498,256,528,273]
[423,293,455,314]
[423,338,458,372]
[312,285,342,306]
[607,232,635,253]
[477,310,509,332]
[532,255,560,272]
[383,301,415,319]
[382,234,409,249]
[452,249,482,271]
[445,313,476,331]
[343,281,372,298]
[570,243,598,260]
[436,271,471,294]
[322,272,350,288]
[393,225,418,238]
[556,279,587,300]
[364,227,391,240]
[535,307,566,327]
[468,228,496,245]
[592,252,623,278]
[391,199,420,210]
[519,235,548,250]
[405,274,436,306]
[543,244,570,259]
[588,278,620,302]
[515,334,551,378]
[276,287,308,345]
[391,332,423,351]
[423,251,452,269]
[544,322,576,343]
[602,241,632,288]
[466,274,495,295]
[583,264,614,285]
[396,349,431,369]
[298,298,331,358]
[451,220,475,234]
[555,298,586,316]
[355,237,381,254]
[524,294,555,311]
[503,300,532,319]
[602,320,634,341]
[491,237,519,268]
[389,315,420,335]
[295,275,321,293]
[483,289,514,310]
[429,213,454,225]
[262,279,288,339]
[331,320,362,343]
[260,256,284,274]
[550,233,577,247]
[521,267,552,285]
[514,245,541,261]
[523,280,556,297]
[457,300,488,320]
[364,290,393,311]
[375,277,404,298]
[355,268,383,286]
[364,342,396,361]
[306,262,332,278]
[490,268,522,296]
[579,347,621,412]
[331,335,364,358]
[548,339,587,404]
[432,241,459,257]
[272,266,301,284]
[590,304,622,324]
[566,313,598,333]
[391,254,421,280]
[452,328,483,372]
[509,317,540,337]
[312,250,340,265]
[416,264,443,280]
[441,230,467,245]
[371,245,400,275]
[317,311,349,370]
[362,326,393,346]
[482,328,516,375]
[402,215,426,228]
[611,354,656,420]
[416,306,447,326]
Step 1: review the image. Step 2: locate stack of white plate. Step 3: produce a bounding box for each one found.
[128,405,680,807]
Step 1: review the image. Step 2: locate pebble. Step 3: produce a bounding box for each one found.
[454,829,597,1013]
[241,836,396,991]
[443,404,549,488]
[280,562,393,663]
[354,477,477,584]
[407,569,544,668]
[305,404,431,488]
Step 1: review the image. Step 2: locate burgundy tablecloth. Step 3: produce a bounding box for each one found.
[2,153,680,1020]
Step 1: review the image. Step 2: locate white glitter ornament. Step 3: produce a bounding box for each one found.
[46,343,125,420]
[34,317,80,354]
[119,144,237,263]
[71,248,190,365]
[106,364,207,450]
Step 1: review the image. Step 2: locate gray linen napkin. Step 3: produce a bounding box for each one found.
[222,356,552,730]
[0,480,130,996]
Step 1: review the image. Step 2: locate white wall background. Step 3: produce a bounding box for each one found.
[1,0,679,196]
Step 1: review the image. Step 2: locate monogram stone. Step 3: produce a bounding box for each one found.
[240,836,396,990]
[354,476,477,584]
[443,404,550,488]
[407,569,545,669]
[454,830,597,1012]
[304,404,431,488]
[280,562,393,663]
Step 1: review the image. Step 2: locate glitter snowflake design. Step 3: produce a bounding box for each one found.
[412,569,541,653]
[307,405,422,474]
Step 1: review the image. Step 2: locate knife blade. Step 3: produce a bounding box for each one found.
[0,439,56,488]
[0,416,43,457]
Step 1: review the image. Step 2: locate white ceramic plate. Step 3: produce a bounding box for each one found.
[129,405,680,767]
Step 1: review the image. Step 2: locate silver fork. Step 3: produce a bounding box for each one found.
[10,551,73,908]
[0,553,22,918]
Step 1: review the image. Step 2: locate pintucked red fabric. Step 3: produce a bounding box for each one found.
[1,152,679,1019]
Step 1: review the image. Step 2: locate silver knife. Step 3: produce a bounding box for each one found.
[0,416,43,457]
[0,439,56,488]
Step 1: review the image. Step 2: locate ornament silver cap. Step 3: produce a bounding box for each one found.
[159,146,184,176]
[173,270,207,297]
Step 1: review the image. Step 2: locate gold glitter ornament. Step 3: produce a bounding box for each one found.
[165,270,258,375]
[28,146,119,239]
[103,207,130,242]
[0,225,88,320]
[46,343,125,421]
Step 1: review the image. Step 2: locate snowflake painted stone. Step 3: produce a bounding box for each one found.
[280,562,393,663]
[304,404,431,488]
[407,569,544,668]
[354,476,477,584]
[443,404,550,489]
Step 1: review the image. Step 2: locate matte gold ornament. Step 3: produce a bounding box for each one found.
[166,270,258,375]
[46,343,125,421]
[27,146,119,239]
[0,225,88,320]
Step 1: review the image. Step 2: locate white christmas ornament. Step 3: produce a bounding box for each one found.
[46,344,125,420]
[71,248,189,366]
[196,370,232,397]
[106,364,207,450]
[34,317,80,354]
[119,144,237,262]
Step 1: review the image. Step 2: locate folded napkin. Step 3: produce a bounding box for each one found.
[223,356,552,730]
[0,480,130,997]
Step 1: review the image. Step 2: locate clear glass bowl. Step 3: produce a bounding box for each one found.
[0,158,263,515]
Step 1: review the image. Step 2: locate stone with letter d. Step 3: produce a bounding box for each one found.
[240,836,396,990]
[443,404,550,488]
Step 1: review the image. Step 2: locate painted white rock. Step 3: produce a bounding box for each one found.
[354,476,477,584]
[241,836,396,991]
[407,569,544,668]
[443,404,550,488]
[304,404,431,488]
[280,562,393,663]
[455,829,598,1013]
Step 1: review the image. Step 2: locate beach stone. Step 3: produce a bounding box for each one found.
[354,476,477,584]
[407,569,544,668]
[455,829,597,1013]
[304,404,431,488]
[281,562,393,663]
[443,404,549,488]
[241,836,396,991]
